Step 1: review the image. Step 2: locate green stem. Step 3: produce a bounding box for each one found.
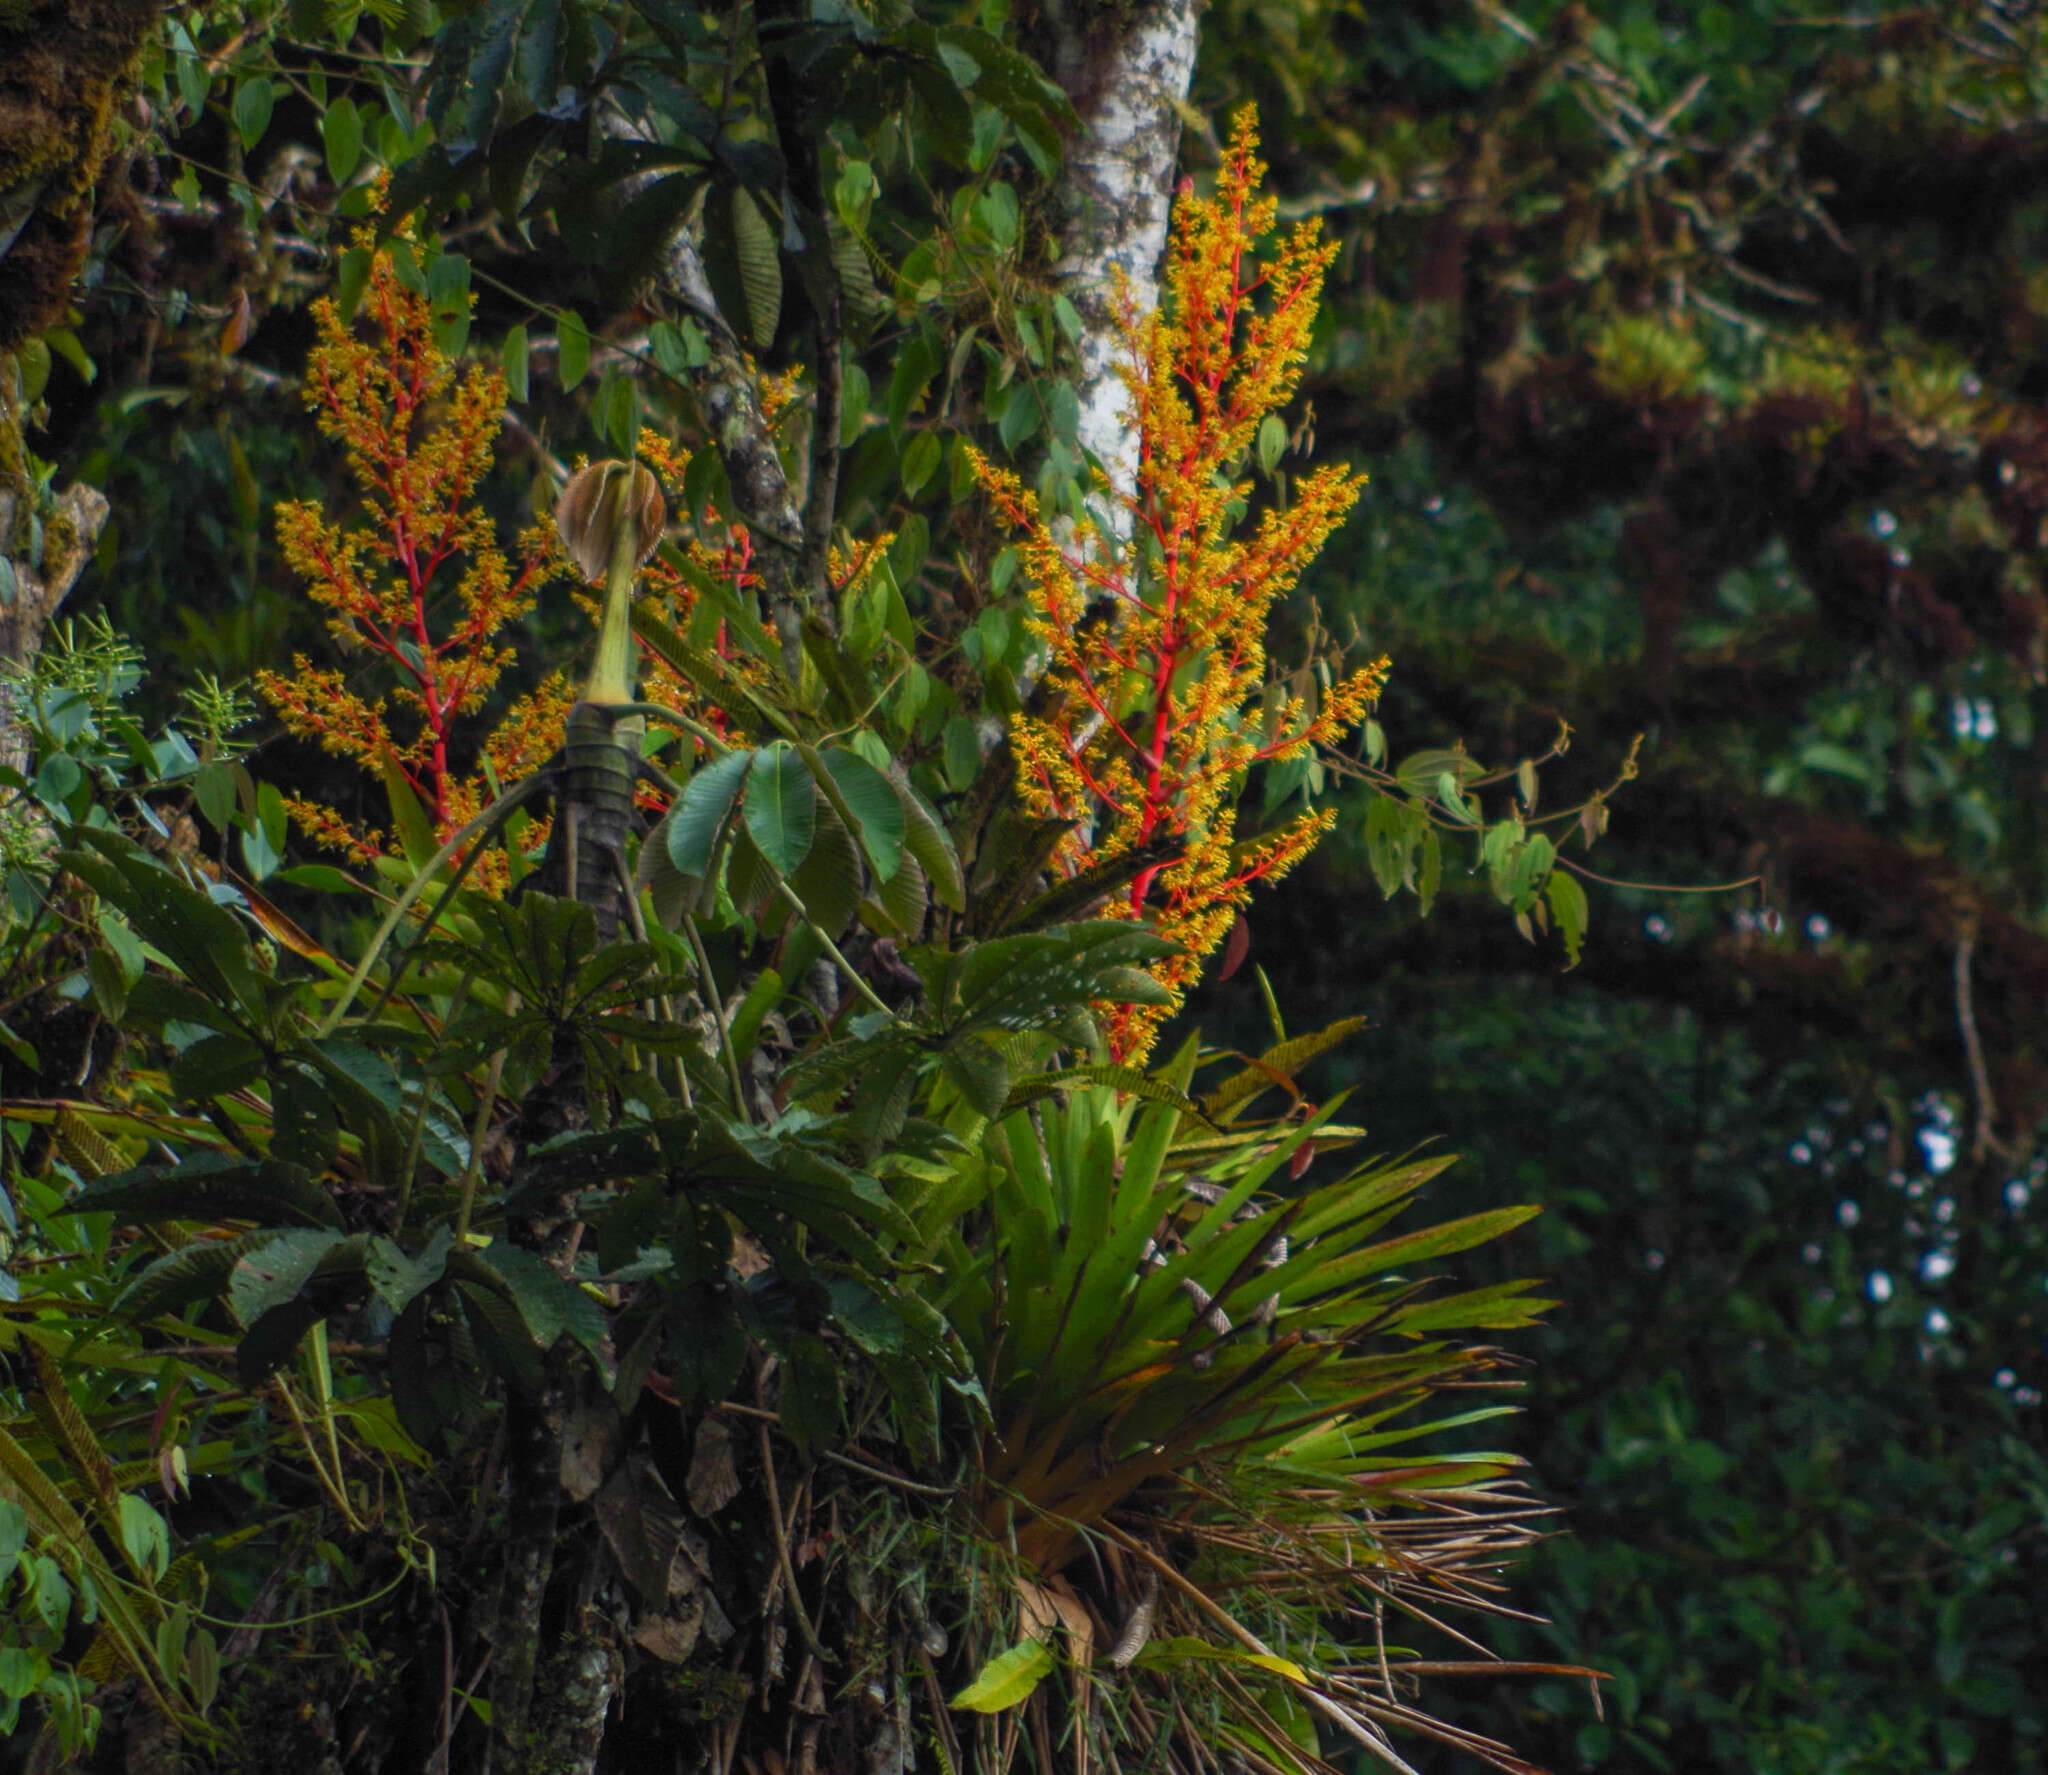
[681,910,750,1120]
[771,877,895,1020]
[454,1037,510,1244]
[586,479,645,707]
[610,700,731,756]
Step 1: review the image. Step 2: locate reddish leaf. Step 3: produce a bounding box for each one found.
[1220,912,1251,981]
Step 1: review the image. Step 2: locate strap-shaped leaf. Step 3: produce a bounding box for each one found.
[1200,1016,1369,1120]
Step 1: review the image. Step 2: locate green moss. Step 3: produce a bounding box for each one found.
[654,1664,751,1724]
[1586,313,1709,404]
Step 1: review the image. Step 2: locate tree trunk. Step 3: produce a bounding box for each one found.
[1,468,110,779]
[1034,0,1204,533]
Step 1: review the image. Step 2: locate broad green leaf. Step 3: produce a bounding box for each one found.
[951,1637,1055,1712]
[323,96,363,182]
[900,429,942,499]
[335,244,372,320]
[744,743,817,876]
[821,747,904,882]
[668,747,752,877]
[232,76,274,151]
[939,1034,1010,1120]
[168,1032,266,1101]
[1257,413,1288,474]
[117,1496,170,1582]
[228,1231,347,1327]
[367,1228,453,1316]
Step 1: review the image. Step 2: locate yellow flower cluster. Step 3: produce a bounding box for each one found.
[259,228,554,870]
[979,109,1386,1058]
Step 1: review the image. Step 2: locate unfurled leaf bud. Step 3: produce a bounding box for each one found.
[554,460,666,583]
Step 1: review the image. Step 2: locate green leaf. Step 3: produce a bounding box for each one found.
[900,779,964,911]
[1364,793,1417,899]
[744,743,817,876]
[194,759,236,833]
[939,1034,1011,1120]
[900,429,942,500]
[367,1228,453,1316]
[228,1231,347,1328]
[427,251,472,355]
[668,748,752,877]
[323,96,363,182]
[1395,747,1483,795]
[1546,869,1589,969]
[943,716,982,792]
[422,0,543,160]
[785,800,865,937]
[272,1068,341,1171]
[378,755,439,869]
[469,1245,611,1375]
[821,747,904,883]
[711,182,781,350]
[168,1033,266,1101]
[594,367,637,455]
[1130,1637,1306,1683]
[1436,771,1479,825]
[1257,413,1288,474]
[500,322,530,401]
[999,382,1042,453]
[67,1154,343,1232]
[61,830,266,1021]
[557,308,590,389]
[117,1495,171,1582]
[951,1638,1055,1712]
[232,76,274,151]
[336,245,372,320]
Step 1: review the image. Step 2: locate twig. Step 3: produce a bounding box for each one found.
[756,1419,831,1665]
[1954,918,2005,1163]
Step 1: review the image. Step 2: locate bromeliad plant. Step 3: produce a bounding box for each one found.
[0,110,1594,1775]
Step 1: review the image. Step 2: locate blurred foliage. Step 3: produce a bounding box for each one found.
[1173,0,2048,1769]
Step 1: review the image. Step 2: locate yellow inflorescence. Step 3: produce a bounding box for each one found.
[261,227,555,874]
[978,109,1386,1060]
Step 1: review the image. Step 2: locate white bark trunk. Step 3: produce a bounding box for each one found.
[1041,0,1204,537]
